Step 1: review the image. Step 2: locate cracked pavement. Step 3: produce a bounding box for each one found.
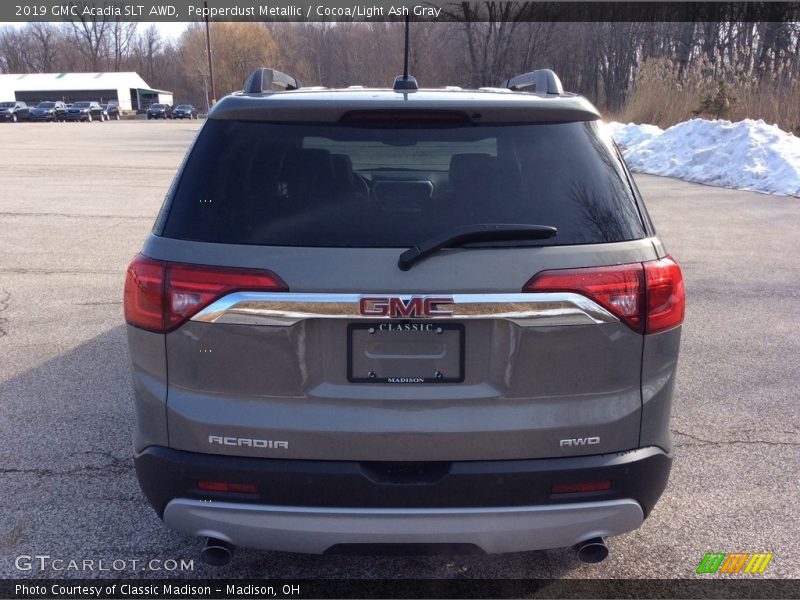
[0,122,798,580]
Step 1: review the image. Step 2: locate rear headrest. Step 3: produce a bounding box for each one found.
[283,148,335,182]
[449,153,498,189]
[331,154,355,184]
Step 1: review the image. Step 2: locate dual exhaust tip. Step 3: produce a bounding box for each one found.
[200,536,609,567]
[200,538,235,567]
[574,537,609,564]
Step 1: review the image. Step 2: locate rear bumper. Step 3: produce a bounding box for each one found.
[164,497,644,554]
[136,446,671,552]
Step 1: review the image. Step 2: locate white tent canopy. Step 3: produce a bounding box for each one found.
[0,72,173,110]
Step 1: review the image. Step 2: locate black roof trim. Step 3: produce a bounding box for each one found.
[501,69,564,95]
[243,68,300,94]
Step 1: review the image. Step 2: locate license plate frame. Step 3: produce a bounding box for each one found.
[347,322,465,384]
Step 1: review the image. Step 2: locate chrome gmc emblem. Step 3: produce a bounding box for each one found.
[359,296,454,318]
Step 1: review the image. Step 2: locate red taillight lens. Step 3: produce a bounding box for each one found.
[551,480,612,494]
[123,254,288,333]
[165,262,287,330]
[523,256,685,334]
[197,480,258,494]
[124,255,165,332]
[524,263,646,332]
[643,256,685,333]
[342,110,471,123]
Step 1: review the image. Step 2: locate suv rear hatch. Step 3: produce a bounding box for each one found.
[130,109,661,462]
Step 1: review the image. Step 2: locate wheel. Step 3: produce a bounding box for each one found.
[115,114,120,121]
[11,113,17,123]
[100,112,106,122]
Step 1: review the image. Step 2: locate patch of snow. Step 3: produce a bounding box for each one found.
[606,119,800,197]
[606,121,664,149]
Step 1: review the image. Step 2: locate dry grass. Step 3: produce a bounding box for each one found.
[614,57,800,135]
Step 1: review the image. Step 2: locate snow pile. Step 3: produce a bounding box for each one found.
[607,119,800,197]
[606,121,664,149]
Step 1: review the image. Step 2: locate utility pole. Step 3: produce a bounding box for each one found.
[204,1,217,106]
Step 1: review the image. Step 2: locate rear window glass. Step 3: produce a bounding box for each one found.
[159,119,645,247]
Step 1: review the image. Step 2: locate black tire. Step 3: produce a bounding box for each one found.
[87,113,92,123]
[115,114,120,121]
[11,113,17,123]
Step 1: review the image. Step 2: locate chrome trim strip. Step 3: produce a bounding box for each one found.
[190,292,618,327]
[163,498,643,554]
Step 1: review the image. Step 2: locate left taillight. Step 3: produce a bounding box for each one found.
[124,255,165,332]
[124,254,288,333]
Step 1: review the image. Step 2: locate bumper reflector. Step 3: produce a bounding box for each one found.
[551,480,612,494]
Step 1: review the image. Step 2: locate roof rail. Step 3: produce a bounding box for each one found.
[243,68,300,94]
[500,69,564,95]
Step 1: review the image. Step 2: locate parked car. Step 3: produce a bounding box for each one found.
[125,67,685,566]
[0,101,29,122]
[101,104,121,120]
[146,104,172,119]
[28,101,66,122]
[64,101,106,122]
[172,104,198,119]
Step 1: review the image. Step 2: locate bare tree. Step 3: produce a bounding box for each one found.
[110,22,138,72]
[27,23,60,72]
[458,2,533,86]
[0,26,32,72]
[67,12,111,70]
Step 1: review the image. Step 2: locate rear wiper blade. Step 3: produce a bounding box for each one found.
[398,223,558,271]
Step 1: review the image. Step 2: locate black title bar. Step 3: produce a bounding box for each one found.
[3,578,800,599]
[4,1,800,22]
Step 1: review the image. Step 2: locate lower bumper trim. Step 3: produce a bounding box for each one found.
[163,498,644,554]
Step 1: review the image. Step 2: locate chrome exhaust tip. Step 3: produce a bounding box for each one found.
[574,536,609,564]
[200,537,235,567]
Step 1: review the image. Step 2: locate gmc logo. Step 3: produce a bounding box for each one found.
[359,296,454,318]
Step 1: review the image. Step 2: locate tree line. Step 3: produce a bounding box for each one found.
[1,5,798,130]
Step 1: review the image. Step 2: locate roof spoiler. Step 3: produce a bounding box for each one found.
[243,68,300,93]
[500,69,564,95]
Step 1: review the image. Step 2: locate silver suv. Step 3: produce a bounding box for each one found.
[124,67,685,566]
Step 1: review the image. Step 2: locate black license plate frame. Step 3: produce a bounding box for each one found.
[347,322,465,384]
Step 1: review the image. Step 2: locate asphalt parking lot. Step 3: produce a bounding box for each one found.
[0,121,798,581]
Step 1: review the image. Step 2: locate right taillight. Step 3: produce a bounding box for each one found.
[643,256,685,333]
[523,256,684,334]
[124,254,287,333]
